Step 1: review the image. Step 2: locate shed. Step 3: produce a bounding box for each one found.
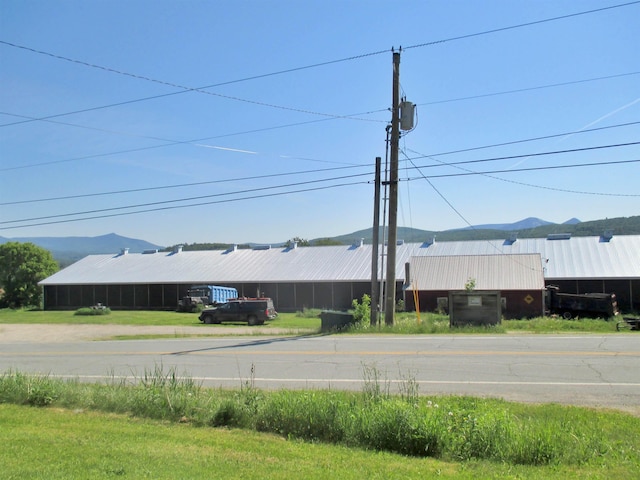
[404,254,546,318]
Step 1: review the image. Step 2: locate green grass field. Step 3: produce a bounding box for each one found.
[1,370,638,479]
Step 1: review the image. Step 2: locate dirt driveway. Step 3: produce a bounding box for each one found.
[0,324,298,343]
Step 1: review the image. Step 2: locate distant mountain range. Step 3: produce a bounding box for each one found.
[0,233,163,267]
[458,216,581,231]
[2,216,638,266]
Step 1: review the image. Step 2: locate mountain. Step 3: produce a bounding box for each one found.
[459,217,556,231]
[311,215,640,245]
[0,233,163,266]
[3,216,638,264]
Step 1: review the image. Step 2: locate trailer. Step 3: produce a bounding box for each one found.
[545,285,619,319]
[177,285,238,312]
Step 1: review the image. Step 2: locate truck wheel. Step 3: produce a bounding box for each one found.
[562,311,573,320]
[202,314,213,324]
[247,315,257,326]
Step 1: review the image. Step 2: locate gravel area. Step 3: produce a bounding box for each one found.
[0,324,294,343]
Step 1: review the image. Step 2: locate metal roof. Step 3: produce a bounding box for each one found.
[406,254,545,291]
[40,235,640,285]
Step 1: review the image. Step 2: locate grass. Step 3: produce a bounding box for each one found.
[1,308,629,335]
[0,308,320,331]
[1,367,639,479]
[346,311,624,334]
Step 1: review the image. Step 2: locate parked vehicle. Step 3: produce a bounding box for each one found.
[545,285,619,319]
[199,297,277,325]
[178,285,238,312]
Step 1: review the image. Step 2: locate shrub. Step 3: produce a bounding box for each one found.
[351,294,371,325]
[75,306,111,316]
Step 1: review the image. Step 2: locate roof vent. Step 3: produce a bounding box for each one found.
[397,239,404,246]
[120,247,129,256]
[547,233,572,241]
[173,245,183,254]
[600,230,614,242]
[253,245,271,250]
[142,249,158,254]
[353,238,364,248]
[504,232,518,245]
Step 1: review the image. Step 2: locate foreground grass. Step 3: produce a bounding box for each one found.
[0,404,458,479]
[1,368,638,479]
[4,403,637,480]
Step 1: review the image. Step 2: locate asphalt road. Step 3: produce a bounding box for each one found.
[1,334,639,414]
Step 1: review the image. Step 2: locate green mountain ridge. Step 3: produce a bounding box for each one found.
[315,215,640,245]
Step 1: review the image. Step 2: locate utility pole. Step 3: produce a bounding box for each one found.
[370,156,381,326]
[384,50,401,326]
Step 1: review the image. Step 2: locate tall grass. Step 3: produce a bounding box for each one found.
[1,366,635,468]
[344,311,619,334]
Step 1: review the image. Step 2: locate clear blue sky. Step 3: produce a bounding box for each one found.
[1,0,638,247]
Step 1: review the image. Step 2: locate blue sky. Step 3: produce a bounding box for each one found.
[1,0,638,247]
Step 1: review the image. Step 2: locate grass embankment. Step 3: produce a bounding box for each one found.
[1,368,639,478]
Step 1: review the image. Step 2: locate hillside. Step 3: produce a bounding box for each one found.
[313,215,640,245]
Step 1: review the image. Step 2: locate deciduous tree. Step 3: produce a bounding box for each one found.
[0,242,59,309]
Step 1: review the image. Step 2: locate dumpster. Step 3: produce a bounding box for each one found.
[320,311,355,332]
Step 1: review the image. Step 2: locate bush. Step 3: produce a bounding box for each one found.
[351,294,371,326]
[75,306,111,316]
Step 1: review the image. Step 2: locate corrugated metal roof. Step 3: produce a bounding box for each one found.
[406,254,545,291]
[40,235,640,285]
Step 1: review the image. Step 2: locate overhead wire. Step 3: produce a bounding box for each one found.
[0,40,387,128]
[2,131,638,205]
[1,1,637,128]
[3,142,638,230]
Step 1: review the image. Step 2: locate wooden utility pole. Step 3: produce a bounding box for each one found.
[384,50,401,326]
[370,156,381,326]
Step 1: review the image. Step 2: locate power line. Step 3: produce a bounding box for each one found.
[2,125,638,205]
[409,158,640,180]
[417,72,640,107]
[408,141,640,166]
[0,181,372,231]
[3,70,635,160]
[404,1,640,50]
[4,149,638,229]
[0,39,387,129]
[414,121,640,159]
[0,171,376,225]
[406,147,640,197]
[2,1,636,129]
[5,157,637,231]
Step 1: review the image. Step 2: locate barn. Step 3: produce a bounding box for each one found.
[39,233,640,313]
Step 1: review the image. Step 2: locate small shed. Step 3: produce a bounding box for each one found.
[404,254,546,319]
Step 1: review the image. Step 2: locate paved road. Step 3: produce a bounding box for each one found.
[1,334,639,414]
